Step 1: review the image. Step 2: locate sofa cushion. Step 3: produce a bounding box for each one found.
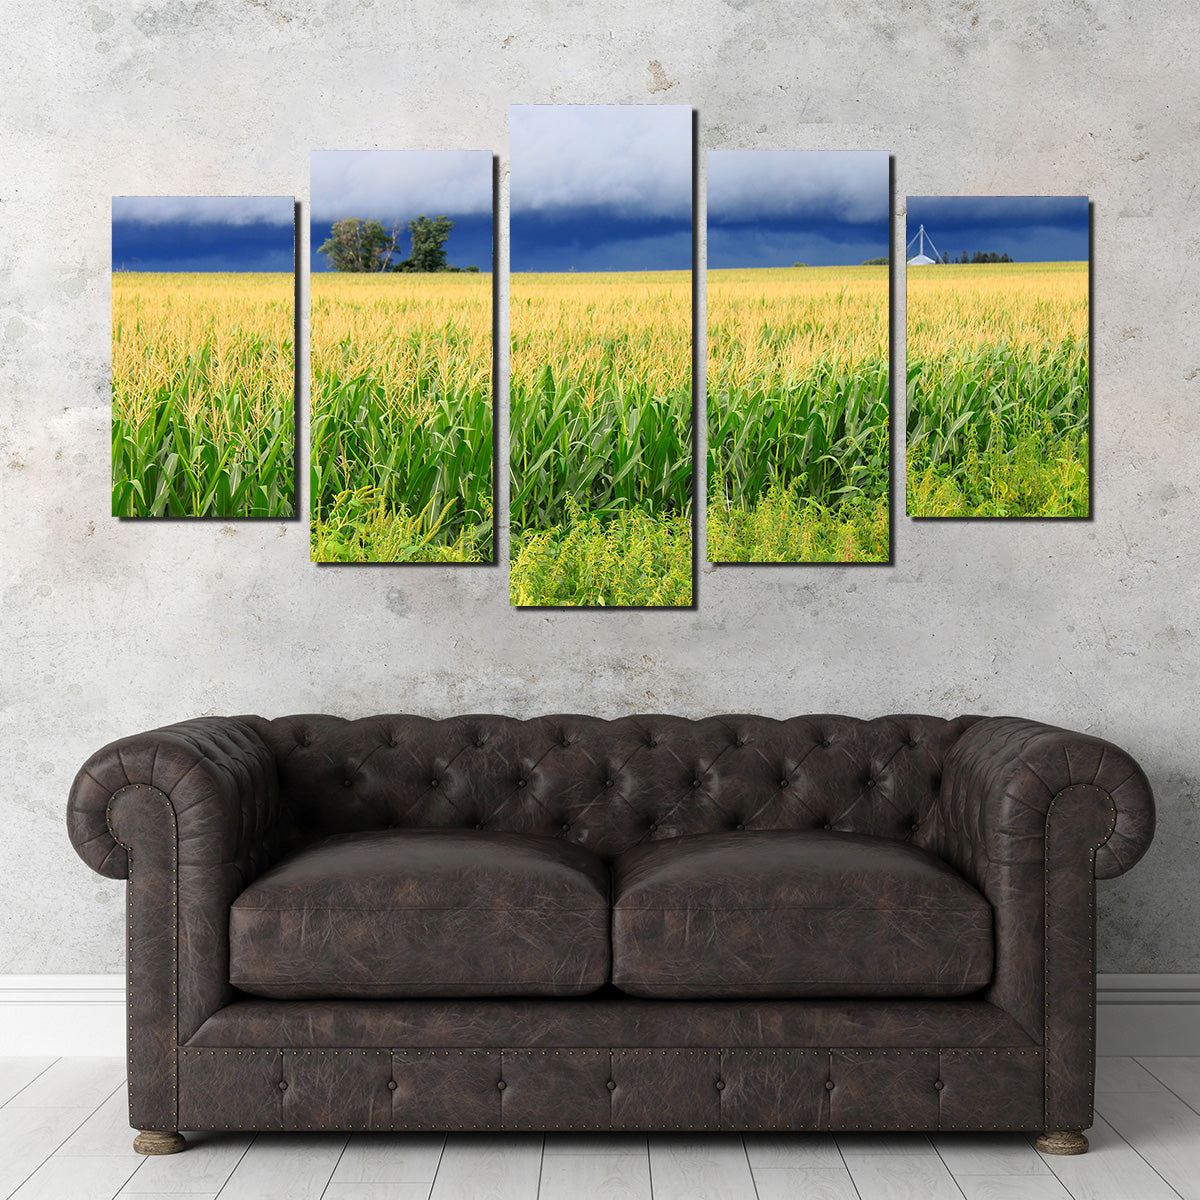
[611,830,993,999]
[229,829,611,999]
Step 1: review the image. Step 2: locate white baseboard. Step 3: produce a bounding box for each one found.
[2,974,1197,1058]
[1096,974,1200,1056]
[0,976,125,1056]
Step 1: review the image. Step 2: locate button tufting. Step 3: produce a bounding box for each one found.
[908,737,919,748]
[692,779,702,788]
[934,1080,944,1091]
[822,737,833,747]
[516,778,527,788]
[606,1080,616,1091]
[779,777,790,788]
[823,823,833,831]
[342,779,353,788]
[429,779,440,788]
[647,738,658,748]
[735,823,745,831]
[561,736,572,747]
[648,823,658,833]
[866,778,876,788]
[474,823,483,830]
[497,1080,507,1091]
[825,1080,835,1091]
[715,1080,725,1090]
[911,822,920,832]
[475,736,487,748]
[387,1080,398,1091]
[278,1081,288,1091]
[605,779,615,788]
[561,822,571,832]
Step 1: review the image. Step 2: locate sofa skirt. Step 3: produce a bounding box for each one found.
[169,996,1047,1133]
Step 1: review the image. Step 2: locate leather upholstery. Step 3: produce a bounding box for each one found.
[230,829,610,999]
[188,993,1036,1049]
[612,830,992,999]
[68,719,285,1133]
[65,712,1156,1138]
[173,1043,1044,1132]
[932,717,1156,1130]
[240,713,981,859]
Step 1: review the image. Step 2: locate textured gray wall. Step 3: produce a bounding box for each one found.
[2,0,1196,975]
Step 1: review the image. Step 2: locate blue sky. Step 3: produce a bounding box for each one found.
[111,197,294,271]
[707,151,889,268]
[510,105,692,272]
[906,196,1089,262]
[309,150,493,273]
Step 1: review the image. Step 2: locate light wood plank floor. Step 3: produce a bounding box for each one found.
[2,1057,1197,1199]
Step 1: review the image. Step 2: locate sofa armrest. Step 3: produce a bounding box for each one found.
[935,716,1155,1131]
[67,716,284,882]
[936,716,1155,885]
[66,717,286,1133]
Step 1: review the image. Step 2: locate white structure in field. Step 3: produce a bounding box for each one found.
[906,224,942,265]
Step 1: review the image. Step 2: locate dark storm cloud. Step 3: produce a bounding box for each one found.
[906,196,1089,262]
[308,150,493,273]
[510,105,692,272]
[706,151,889,268]
[111,196,294,272]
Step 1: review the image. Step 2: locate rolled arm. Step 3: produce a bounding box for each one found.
[935,716,1155,885]
[68,716,286,881]
[935,716,1155,1132]
[67,717,288,1131]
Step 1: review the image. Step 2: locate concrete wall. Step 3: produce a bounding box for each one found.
[2,0,1196,975]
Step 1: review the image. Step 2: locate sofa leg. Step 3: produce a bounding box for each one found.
[1036,1129,1089,1155]
[133,1130,187,1155]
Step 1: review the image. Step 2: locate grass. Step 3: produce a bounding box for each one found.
[510,499,692,607]
[311,487,492,563]
[510,271,692,605]
[310,272,493,562]
[111,272,294,517]
[906,262,1089,517]
[707,488,888,563]
[706,266,890,562]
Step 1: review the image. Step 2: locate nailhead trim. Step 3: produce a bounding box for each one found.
[1043,784,1117,1131]
[108,784,178,1135]
[172,1043,1042,1131]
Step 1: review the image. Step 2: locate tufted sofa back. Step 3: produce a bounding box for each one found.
[244,713,982,861]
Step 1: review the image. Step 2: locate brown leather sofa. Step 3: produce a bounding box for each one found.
[66,713,1155,1156]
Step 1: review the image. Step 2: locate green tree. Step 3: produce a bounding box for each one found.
[861,256,889,266]
[401,215,455,273]
[318,218,401,272]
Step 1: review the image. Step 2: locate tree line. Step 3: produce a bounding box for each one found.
[318,216,479,273]
[940,251,1014,264]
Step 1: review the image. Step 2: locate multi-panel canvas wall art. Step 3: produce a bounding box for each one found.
[309,151,493,562]
[111,196,295,518]
[905,196,1090,518]
[509,104,693,607]
[706,151,890,563]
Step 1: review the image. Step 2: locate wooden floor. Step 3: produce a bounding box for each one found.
[2,1057,1199,1199]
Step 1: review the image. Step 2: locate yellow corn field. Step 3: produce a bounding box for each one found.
[309,272,493,562]
[706,265,890,563]
[509,270,693,606]
[906,261,1089,518]
[111,272,294,517]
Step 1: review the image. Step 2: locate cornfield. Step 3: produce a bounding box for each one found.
[111,273,294,517]
[509,271,692,606]
[906,261,1089,518]
[309,272,493,562]
[706,266,890,562]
